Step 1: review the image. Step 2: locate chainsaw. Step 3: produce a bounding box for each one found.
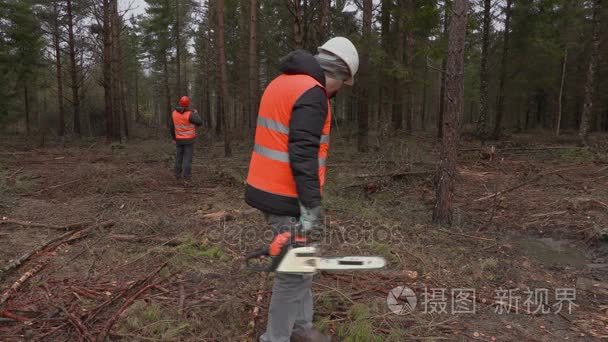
[244,244,386,273]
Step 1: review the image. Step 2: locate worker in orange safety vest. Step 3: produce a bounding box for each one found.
[169,96,203,180]
[245,37,359,342]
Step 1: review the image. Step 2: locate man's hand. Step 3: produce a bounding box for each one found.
[299,202,323,233]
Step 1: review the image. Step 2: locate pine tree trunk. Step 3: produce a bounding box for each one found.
[403,0,415,133]
[212,21,222,135]
[216,0,232,157]
[421,59,428,131]
[135,70,141,123]
[248,0,259,130]
[392,0,405,131]
[290,0,304,49]
[433,0,468,225]
[163,54,171,128]
[24,84,30,136]
[555,46,567,136]
[476,0,491,140]
[110,0,122,141]
[237,0,248,133]
[579,0,601,145]
[175,0,182,95]
[379,0,391,131]
[120,60,129,139]
[319,0,331,43]
[52,4,65,138]
[203,19,212,130]
[114,2,128,140]
[437,1,450,139]
[493,0,512,139]
[525,94,531,130]
[66,0,80,137]
[102,0,114,143]
[405,27,415,133]
[357,0,372,152]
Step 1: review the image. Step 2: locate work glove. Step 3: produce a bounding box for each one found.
[298,202,323,233]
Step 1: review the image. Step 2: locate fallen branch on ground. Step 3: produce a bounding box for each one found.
[4,167,23,179]
[0,151,34,155]
[98,283,158,341]
[31,178,81,195]
[460,146,586,153]
[354,171,434,179]
[345,172,432,190]
[437,228,495,242]
[178,282,185,317]
[0,310,30,322]
[0,261,47,306]
[109,234,183,246]
[0,217,91,231]
[201,211,234,221]
[473,167,580,202]
[56,305,93,342]
[201,208,258,221]
[530,210,568,218]
[592,199,608,211]
[86,262,168,324]
[247,276,267,338]
[0,220,114,278]
[474,175,545,202]
[1,221,114,308]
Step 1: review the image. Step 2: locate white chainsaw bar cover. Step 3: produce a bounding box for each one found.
[275,246,386,273]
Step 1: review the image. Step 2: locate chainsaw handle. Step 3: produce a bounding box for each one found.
[244,247,284,272]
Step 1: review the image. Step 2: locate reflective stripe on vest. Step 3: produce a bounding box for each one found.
[253,144,327,166]
[246,74,331,198]
[257,116,330,144]
[172,110,196,139]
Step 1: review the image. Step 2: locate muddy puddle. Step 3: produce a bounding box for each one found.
[512,235,608,271]
[514,235,608,296]
[515,237,589,268]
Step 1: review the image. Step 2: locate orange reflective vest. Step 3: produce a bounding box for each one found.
[246,74,331,198]
[172,110,196,140]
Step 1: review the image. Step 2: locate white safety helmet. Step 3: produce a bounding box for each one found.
[317,37,359,85]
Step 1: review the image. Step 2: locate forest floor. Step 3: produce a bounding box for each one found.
[0,131,607,341]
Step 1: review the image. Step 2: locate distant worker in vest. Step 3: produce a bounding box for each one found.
[170,96,203,181]
[245,37,359,342]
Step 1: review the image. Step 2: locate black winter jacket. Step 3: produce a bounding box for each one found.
[245,50,329,217]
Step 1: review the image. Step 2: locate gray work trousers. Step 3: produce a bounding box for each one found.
[260,214,314,342]
[174,143,194,179]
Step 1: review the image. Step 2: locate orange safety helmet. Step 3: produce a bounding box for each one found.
[179,96,190,108]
